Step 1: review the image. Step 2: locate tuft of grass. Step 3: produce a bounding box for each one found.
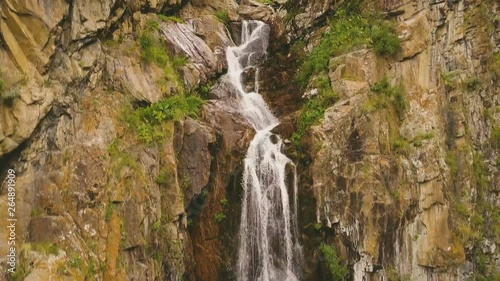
[362,77,407,119]
[215,10,230,25]
[465,76,481,91]
[412,132,434,147]
[319,243,348,280]
[441,71,458,89]
[152,219,161,231]
[105,202,116,222]
[158,15,184,23]
[256,0,274,4]
[137,20,183,89]
[69,255,82,268]
[445,152,458,176]
[392,138,412,156]
[490,52,500,79]
[31,242,59,256]
[155,168,172,185]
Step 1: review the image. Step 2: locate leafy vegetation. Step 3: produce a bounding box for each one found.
[412,132,434,147]
[31,242,59,255]
[155,168,172,185]
[445,152,459,176]
[295,8,400,87]
[214,197,229,223]
[215,10,230,25]
[465,76,481,91]
[362,77,408,119]
[392,138,412,156]
[138,20,182,89]
[441,71,458,89]
[490,52,500,79]
[214,212,227,223]
[370,24,402,56]
[105,202,116,222]
[152,219,162,231]
[291,87,338,149]
[122,95,205,144]
[319,243,348,280]
[158,15,184,23]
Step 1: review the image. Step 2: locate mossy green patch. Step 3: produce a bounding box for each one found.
[215,10,230,24]
[319,243,348,280]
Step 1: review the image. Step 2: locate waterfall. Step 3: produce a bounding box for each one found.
[223,20,302,281]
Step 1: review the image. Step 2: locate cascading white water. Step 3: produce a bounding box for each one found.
[223,20,302,281]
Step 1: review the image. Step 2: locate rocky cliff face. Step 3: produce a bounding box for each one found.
[276,0,499,280]
[0,0,498,281]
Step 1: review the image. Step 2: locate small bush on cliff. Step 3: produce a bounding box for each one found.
[123,95,205,144]
[138,20,183,90]
[465,76,481,91]
[291,84,339,149]
[215,10,230,25]
[296,8,400,87]
[370,24,401,56]
[142,95,204,123]
[319,243,348,281]
[362,77,407,119]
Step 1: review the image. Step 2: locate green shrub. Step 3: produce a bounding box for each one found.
[370,24,401,56]
[291,89,338,149]
[296,8,400,87]
[220,198,228,207]
[256,0,274,4]
[465,76,481,91]
[158,15,184,23]
[441,71,458,89]
[392,138,412,155]
[215,10,230,24]
[214,212,226,223]
[363,77,407,119]
[155,169,171,185]
[122,95,205,144]
[137,21,183,89]
[141,95,204,124]
[319,243,348,280]
[295,9,370,87]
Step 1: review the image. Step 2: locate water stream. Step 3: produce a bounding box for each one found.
[223,20,302,281]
